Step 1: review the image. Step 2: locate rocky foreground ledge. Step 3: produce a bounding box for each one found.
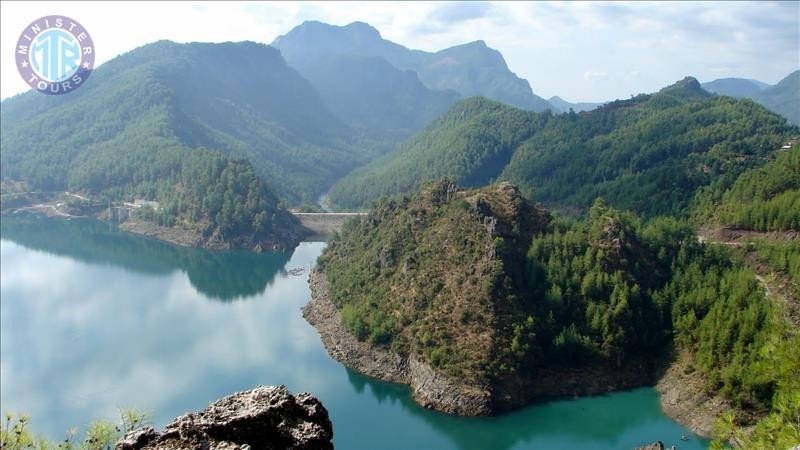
[116,386,333,450]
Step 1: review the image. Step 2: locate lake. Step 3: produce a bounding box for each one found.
[0,215,709,450]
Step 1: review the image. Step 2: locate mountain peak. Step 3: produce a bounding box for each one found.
[657,76,709,99]
[343,21,382,37]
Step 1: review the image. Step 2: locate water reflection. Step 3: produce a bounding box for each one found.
[1,216,708,450]
[0,227,325,438]
[338,368,708,450]
[0,214,292,301]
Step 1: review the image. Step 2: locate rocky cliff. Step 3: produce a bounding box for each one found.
[116,386,333,450]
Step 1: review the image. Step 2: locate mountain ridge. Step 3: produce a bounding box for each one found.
[272,20,552,112]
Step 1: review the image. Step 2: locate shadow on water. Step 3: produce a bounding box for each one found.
[342,367,707,450]
[0,213,293,301]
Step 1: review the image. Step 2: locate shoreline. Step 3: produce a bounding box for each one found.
[303,268,677,417]
[2,204,303,252]
[655,352,731,439]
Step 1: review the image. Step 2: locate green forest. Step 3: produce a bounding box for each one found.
[696,146,799,231]
[0,40,386,208]
[320,180,800,448]
[329,78,798,220]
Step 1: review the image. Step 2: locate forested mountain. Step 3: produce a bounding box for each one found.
[317,180,799,446]
[703,70,800,126]
[0,40,375,205]
[327,97,545,209]
[320,181,551,389]
[696,144,799,231]
[272,21,552,113]
[329,77,797,217]
[547,96,604,113]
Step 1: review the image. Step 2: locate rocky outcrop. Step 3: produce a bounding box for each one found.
[303,269,658,416]
[116,386,333,450]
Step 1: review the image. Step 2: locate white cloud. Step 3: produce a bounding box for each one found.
[1,1,798,102]
[584,70,609,82]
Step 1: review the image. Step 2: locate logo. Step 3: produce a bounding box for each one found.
[15,15,95,95]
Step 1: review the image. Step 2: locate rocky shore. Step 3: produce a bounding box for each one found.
[119,219,304,252]
[116,385,333,450]
[119,220,207,248]
[303,268,493,415]
[303,268,660,416]
[656,352,730,438]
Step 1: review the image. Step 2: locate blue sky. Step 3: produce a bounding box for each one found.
[1,1,798,101]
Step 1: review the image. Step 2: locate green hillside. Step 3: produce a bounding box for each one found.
[0,40,374,205]
[320,180,552,383]
[327,97,545,209]
[696,145,799,231]
[320,180,799,447]
[330,77,797,217]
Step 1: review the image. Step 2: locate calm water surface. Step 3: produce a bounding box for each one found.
[0,215,709,450]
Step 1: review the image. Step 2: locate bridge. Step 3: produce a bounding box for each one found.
[291,212,367,234]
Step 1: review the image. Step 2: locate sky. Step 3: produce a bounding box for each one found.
[1,1,798,102]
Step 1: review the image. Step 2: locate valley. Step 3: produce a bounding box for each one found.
[1,8,798,450]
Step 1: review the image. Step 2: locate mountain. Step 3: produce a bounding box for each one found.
[547,96,604,113]
[703,71,799,126]
[751,70,800,126]
[310,180,554,415]
[695,142,799,231]
[272,21,552,113]
[1,40,374,206]
[701,77,768,98]
[327,97,545,209]
[1,40,394,249]
[329,77,797,217]
[291,53,460,138]
[311,179,798,429]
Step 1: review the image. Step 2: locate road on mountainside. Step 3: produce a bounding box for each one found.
[699,228,799,325]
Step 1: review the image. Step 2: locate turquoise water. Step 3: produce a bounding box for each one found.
[0,215,709,450]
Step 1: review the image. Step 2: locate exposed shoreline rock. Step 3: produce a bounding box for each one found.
[119,219,206,249]
[656,352,730,438]
[303,268,660,416]
[116,385,333,450]
[303,268,492,415]
[119,218,304,253]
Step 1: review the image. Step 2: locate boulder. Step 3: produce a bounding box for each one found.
[116,385,333,450]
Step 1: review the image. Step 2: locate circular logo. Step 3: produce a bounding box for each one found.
[15,15,95,95]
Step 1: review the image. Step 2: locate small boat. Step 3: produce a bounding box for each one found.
[681,434,690,441]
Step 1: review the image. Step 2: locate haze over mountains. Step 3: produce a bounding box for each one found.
[272,21,553,133]
[702,70,800,126]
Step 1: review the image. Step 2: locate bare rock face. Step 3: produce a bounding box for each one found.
[116,386,333,450]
